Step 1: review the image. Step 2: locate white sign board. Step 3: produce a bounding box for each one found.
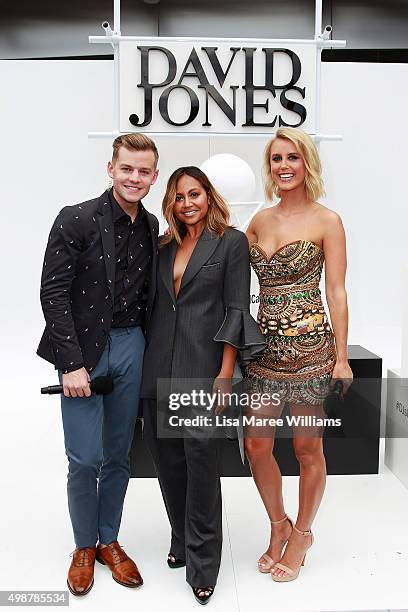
[120,39,316,134]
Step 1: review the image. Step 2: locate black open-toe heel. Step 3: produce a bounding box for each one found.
[192,586,215,605]
[167,552,186,569]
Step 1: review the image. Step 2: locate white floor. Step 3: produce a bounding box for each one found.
[1,357,407,611]
[1,468,408,611]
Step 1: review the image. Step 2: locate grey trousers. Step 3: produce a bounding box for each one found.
[143,399,222,587]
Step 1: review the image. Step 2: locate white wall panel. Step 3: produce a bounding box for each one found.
[1,59,407,372]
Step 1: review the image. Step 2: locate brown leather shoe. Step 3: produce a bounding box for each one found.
[96,541,143,588]
[67,547,96,596]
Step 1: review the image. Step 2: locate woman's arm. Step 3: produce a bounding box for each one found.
[213,344,237,415]
[214,231,248,396]
[212,229,266,409]
[245,215,259,247]
[215,234,241,382]
[213,229,265,373]
[219,344,238,378]
[323,212,353,388]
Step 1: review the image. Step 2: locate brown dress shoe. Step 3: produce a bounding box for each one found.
[96,541,143,588]
[67,546,96,596]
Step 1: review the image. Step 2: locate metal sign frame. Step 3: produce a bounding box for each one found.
[88,0,346,143]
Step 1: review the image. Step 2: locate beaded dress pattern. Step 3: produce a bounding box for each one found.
[245,240,336,405]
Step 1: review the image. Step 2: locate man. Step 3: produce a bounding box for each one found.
[37,133,159,596]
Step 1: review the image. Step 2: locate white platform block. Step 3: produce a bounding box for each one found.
[385,368,408,489]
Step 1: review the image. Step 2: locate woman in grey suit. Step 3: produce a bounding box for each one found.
[141,166,264,605]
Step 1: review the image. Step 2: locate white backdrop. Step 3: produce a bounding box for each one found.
[0,58,407,420]
[1,59,407,375]
[0,58,408,605]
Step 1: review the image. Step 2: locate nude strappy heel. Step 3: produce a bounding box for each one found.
[271,525,314,582]
[257,514,293,574]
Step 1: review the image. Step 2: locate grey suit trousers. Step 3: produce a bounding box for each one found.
[143,400,222,587]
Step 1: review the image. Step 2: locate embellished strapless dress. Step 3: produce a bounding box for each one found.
[245,240,336,406]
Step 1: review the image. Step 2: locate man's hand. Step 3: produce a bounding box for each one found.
[62,367,91,398]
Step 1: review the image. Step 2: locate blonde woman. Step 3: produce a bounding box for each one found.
[140,166,264,604]
[244,128,353,582]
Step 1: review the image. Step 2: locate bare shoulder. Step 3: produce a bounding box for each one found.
[248,205,277,230]
[312,202,344,232]
[252,205,278,222]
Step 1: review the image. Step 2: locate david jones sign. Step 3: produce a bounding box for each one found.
[120,39,316,133]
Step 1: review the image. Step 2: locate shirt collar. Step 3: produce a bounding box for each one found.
[108,188,146,224]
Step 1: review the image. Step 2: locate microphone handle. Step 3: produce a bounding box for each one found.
[333,380,344,397]
[41,385,64,395]
[41,381,95,395]
[41,377,113,396]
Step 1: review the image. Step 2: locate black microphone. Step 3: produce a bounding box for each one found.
[41,376,114,396]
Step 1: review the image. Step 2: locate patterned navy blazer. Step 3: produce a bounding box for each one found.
[37,190,159,373]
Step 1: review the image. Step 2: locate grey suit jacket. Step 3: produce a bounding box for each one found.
[140,226,265,400]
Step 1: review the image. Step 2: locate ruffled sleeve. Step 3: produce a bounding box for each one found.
[214,306,266,364]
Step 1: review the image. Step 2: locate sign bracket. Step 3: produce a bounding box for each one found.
[88,0,346,144]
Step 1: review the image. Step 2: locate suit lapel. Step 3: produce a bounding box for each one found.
[97,193,116,303]
[159,229,220,302]
[145,211,159,326]
[180,228,220,292]
[159,240,177,303]
[146,211,159,255]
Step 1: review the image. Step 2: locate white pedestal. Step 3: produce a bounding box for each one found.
[384,368,408,489]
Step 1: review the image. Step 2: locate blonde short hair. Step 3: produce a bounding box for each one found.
[263,128,325,202]
[161,166,231,246]
[112,132,159,166]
